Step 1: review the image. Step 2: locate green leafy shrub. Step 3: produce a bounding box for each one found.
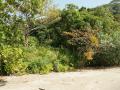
[23,46,73,73]
[28,36,39,47]
[23,47,55,74]
[57,64,69,72]
[27,60,53,74]
[0,46,27,75]
[87,30,120,66]
[53,60,69,72]
[23,46,58,62]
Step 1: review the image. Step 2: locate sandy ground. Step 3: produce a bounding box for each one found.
[0,67,120,90]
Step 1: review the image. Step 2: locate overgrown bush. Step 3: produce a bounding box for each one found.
[53,60,69,72]
[28,36,39,47]
[23,46,73,74]
[27,59,53,74]
[86,30,120,66]
[0,46,27,75]
[0,46,74,75]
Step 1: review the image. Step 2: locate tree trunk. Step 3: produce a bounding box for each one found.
[24,34,29,47]
[24,28,29,47]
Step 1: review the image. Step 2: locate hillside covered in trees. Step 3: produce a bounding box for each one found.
[0,0,120,75]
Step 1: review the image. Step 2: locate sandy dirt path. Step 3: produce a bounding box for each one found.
[0,67,120,90]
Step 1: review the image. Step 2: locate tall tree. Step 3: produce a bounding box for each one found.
[0,1,23,46]
[6,0,51,47]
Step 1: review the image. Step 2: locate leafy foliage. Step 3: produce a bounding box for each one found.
[0,46,27,75]
[0,0,120,75]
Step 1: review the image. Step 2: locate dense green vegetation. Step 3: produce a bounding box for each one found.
[0,0,120,75]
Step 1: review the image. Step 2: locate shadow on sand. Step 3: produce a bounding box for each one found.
[0,79,7,87]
